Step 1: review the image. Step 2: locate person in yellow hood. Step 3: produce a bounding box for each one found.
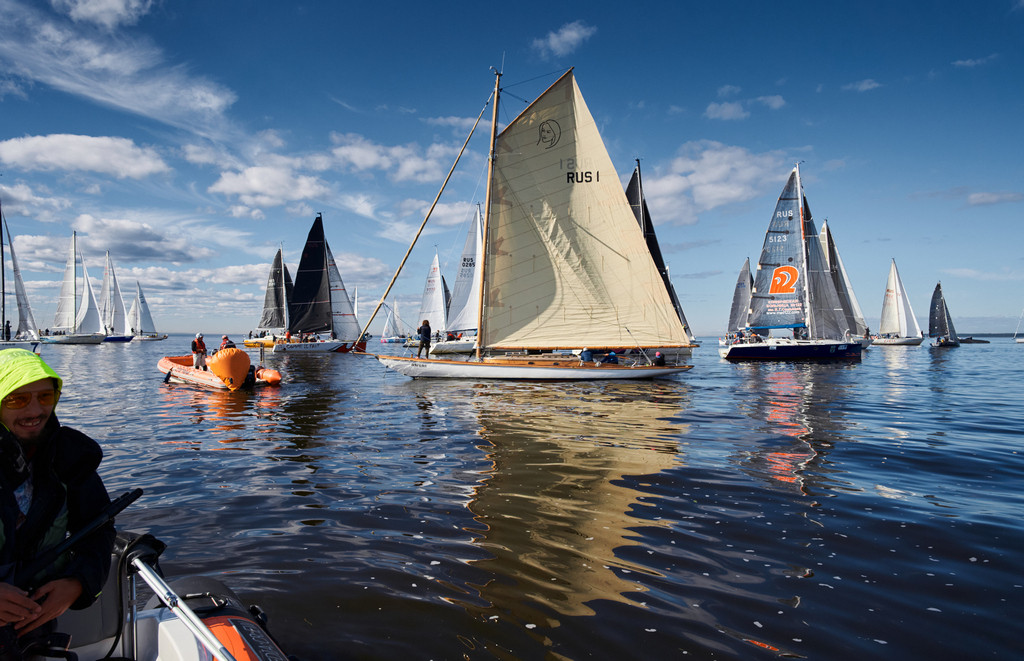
[0,349,114,650]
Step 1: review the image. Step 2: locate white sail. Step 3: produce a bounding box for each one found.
[98,251,128,335]
[74,258,104,335]
[416,252,448,333]
[326,245,361,341]
[3,218,39,341]
[878,259,921,338]
[382,301,404,339]
[481,71,689,350]
[128,281,158,335]
[445,206,484,333]
[726,258,752,334]
[53,234,79,332]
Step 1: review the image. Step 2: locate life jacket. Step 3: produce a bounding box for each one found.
[192,338,207,353]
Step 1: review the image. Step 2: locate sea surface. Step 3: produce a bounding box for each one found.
[38,336,1023,660]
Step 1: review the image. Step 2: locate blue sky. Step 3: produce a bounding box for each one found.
[1,0,1022,337]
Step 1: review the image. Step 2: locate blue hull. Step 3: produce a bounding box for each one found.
[720,339,862,361]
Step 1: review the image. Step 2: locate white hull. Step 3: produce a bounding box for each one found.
[1016,337,1024,344]
[430,339,477,355]
[272,339,346,352]
[872,336,924,346]
[373,354,691,380]
[134,333,168,341]
[42,333,106,345]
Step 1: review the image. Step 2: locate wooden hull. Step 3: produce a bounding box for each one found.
[872,336,924,346]
[371,353,692,380]
[719,338,863,361]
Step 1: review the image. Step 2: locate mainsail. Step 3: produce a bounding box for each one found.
[819,220,868,336]
[416,252,449,333]
[287,213,359,339]
[327,244,361,341]
[445,207,483,333]
[878,259,921,338]
[127,281,158,335]
[2,216,39,341]
[481,70,690,350]
[747,167,848,339]
[727,258,753,334]
[928,282,958,340]
[98,251,128,336]
[625,161,693,337]
[258,248,293,330]
[53,232,104,336]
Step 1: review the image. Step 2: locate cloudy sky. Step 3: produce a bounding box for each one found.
[1,0,1022,336]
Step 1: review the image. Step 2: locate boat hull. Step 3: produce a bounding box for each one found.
[158,355,280,389]
[271,340,345,352]
[42,333,106,344]
[134,334,168,341]
[872,336,924,346]
[372,354,692,380]
[103,335,133,342]
[718,338,863,361]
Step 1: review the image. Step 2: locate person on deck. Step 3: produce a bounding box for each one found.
[219,335,236,351]
[191,333,208,371]
[416,320,432,358]
[580,348,593,363]
[0,349,115,651]
[653,351,666,366]
[601,351,619,364]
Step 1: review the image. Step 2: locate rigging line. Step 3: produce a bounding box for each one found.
[356,88,495,345]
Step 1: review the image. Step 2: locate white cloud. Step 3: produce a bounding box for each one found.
[756,95,785,110]
[704,101,749,120]
[642,141,787,224]
[943,267,1022,281]
[0,134,169,178]
[208,166,331,208]
[531,20,597,59]
[842,79,882,92]
[330,133,455,184]
[51,0,155,30]
[967,191,1023,206]
[717,85,742,98]
[952,54,998,68]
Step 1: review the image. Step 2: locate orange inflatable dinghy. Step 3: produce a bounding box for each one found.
[255,366,282,386]
[208,348,251,391]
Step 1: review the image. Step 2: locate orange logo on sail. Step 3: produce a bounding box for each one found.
[769,266,799,294]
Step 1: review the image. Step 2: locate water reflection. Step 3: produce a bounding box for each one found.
[437,381,691,623]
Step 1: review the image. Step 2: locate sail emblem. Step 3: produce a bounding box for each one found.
[537,119,561,148]
[769,265,800,294]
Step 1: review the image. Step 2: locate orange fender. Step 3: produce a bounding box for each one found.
[255,367,282,386]
[208,348,251,391]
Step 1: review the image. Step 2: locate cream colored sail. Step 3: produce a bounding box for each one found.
[481,70,689,350]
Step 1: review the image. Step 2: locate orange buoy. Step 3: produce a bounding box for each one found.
[255,367,282,386]
[207,348,251,391]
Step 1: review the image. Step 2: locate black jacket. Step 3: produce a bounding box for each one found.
[0,416,114,609]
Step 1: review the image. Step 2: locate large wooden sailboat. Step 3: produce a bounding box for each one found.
[718,165,863,361]
[873,259,923,345]
[371,69,693,379]
[928,282,960,348]
[273,214,365,353]
[45,232,106,344]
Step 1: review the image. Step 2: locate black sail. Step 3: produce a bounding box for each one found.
[288,214,332,333]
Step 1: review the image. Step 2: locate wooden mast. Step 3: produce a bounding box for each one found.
[475,68,501,361]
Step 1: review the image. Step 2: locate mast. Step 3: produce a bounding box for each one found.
[794,164,812,336]
[1,199,5,336]
[72,232,78,334]
[475,68,501,360]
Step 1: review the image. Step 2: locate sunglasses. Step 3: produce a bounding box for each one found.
[2,390,57,410]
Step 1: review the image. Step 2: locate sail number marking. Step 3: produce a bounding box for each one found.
[561,158,600,184]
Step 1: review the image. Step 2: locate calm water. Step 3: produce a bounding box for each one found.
[39,336,1023,659]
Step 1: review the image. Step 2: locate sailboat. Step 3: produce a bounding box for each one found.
[126,281,167,340]
[371,69,693,379]
[720,257,753,346]
[431,206,483,355]
[380,301,407,343]
[98,251,132,342]
[1013,308,1024,343]
[274,213,365,353]
[403,251,450,349]
[819,220,871,349]
[46,232,106,344]
[625,159,699,353]
[718,165,863,361]
[244,247,293,348]
[928,282,960,347]
[873,259,924,345]
[0,209,40,347]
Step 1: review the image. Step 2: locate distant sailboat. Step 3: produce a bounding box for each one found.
[928,282,960,348]
[625,159,699,352]
[0,209,40,346]
[245,247,293,348]
[1014,308,1024,343]
[98,251,132,342]
[721,257,753,344]
[819,220,871,349]
[46,232,106,344]
[274,213,365,353]
[873,259,923,346]
[127,281,167,340]
[372,69,693,379]
[718,165,862,361]
[431,206,482,355]
[380,301,407,343]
